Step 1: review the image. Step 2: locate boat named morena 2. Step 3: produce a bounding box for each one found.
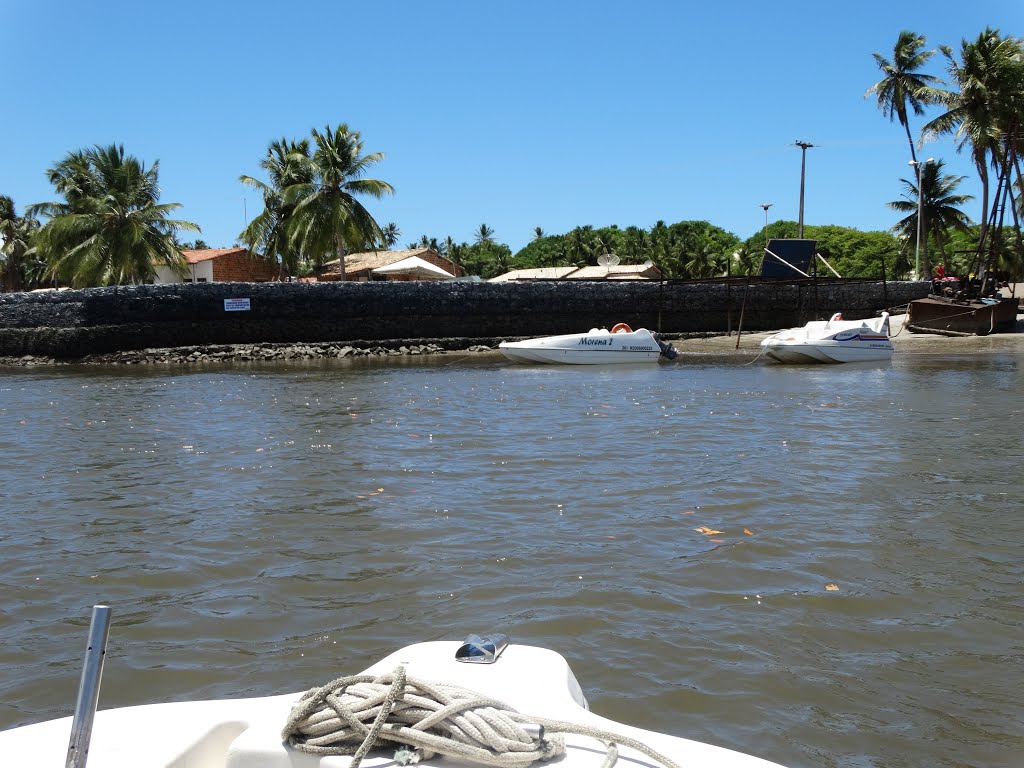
[760,312,893,364]
[499,323,678,365]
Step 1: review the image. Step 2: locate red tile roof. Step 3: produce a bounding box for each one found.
[181,247,247,265]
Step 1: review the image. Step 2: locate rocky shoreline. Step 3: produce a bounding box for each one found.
[4,316,1023,367]
[0,331,740,367]
[0,339,503,367]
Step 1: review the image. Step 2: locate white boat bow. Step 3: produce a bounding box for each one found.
[0,639,787,768]
[760,312,892,364]
[500,324,678,365]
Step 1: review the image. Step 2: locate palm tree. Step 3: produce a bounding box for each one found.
[532,226,546,241]
[1,196,40,292]
[28,144,198,287]
[620,226,649,263]
[731,244,760,276]
[592,230,616,263]
[474,223,495,245]
[287,124,394,279]
[443,236,457,259]
[866,31,941,164]
[414,234,444,254]
[240,137,312,279]
[381,222,400,248]
[563,225,594,265]
[923,29,1024,266]
[888,159,973,277]
[685,242,727,279]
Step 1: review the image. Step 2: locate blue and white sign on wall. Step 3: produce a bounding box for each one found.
[224,298,251,312]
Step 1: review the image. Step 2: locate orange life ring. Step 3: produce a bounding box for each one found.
[610,322,632,334]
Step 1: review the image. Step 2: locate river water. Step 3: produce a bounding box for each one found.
[1,350,1022,767]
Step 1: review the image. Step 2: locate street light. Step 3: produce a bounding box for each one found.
[795,141,814,238]
[908,157,934,281]
[760,203,772,249]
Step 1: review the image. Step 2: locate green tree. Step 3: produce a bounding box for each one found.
[29,144,197,287]
[924,29,1024,268]
[411,234,445,254]
[888,159,973,277]
[620,226,649,263]
[664,221,740,279]
[474,223,495,245]
[866,31,941,164]
[730,244,760,276]
[287,124,394,278]
[0,196,41,292]
[240,137,312,279]
[381,222,401,248]
[512,232,564,269]
[810,225,902,279]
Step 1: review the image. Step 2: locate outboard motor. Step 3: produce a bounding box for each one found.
[654,333,678,360]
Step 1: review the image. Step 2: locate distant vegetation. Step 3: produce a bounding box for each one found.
[2,29,1021,289]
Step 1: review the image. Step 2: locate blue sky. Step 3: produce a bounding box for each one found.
[2,1,1021,253]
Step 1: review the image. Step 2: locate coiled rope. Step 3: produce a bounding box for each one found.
[282,666,681,768]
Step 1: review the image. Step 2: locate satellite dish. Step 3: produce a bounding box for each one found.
[597,253,620,267]
[642,259,654,268]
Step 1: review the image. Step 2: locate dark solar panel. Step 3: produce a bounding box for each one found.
[760,239,816,278]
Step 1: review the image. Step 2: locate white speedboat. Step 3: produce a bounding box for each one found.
[0,634,787,768]
[760,312,892,364]
[499,323,678,365]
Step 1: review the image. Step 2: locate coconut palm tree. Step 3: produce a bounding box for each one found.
[866,31,942,164]
[240,137,312,279]
[380,222,401,248]
[592,230,616,263]
[413,234,444,254]
[443,236,458,258]
[286,124,394,278]
[0,196,40,292]
[923,29,1024,264]
[532,226,546,241]
[474,223,495,245]
[28,144,198,287]
[684,242,727,279]
[888,159,973,277]
[731,244,760,276]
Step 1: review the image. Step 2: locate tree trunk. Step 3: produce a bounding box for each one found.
[975,148,991,267]
[904,119,917,165]
[336,228,348,281]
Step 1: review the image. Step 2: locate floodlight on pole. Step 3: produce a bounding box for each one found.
[794,141,814,239]
[908,157,934,281]
[760,203,772,248]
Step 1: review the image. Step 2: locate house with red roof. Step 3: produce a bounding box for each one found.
[154,248,280,284]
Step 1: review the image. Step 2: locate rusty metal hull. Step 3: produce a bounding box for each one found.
[907,296,1020,336]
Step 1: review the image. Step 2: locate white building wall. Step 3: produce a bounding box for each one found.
[154,260,214,284]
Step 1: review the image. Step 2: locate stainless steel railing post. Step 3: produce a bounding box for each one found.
[65,605,112,768]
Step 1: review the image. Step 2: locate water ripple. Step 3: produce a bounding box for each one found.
[1,355,1023,767]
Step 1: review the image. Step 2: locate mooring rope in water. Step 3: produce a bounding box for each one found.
[282,666,682,768]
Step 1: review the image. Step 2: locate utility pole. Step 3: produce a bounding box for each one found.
[795,141,814,239]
